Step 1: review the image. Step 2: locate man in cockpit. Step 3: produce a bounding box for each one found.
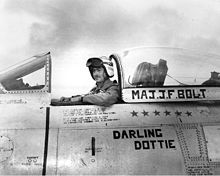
[59,56,119,106]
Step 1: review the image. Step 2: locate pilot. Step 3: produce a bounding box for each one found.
[60,56,119,106]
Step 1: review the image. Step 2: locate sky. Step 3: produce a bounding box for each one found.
[1,0,220,97]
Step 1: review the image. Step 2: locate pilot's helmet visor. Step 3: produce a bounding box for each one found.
[86,58,103,67]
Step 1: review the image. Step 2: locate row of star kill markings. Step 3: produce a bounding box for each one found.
[130,110,193,117]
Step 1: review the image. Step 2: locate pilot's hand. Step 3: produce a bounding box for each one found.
[60,96,71,102]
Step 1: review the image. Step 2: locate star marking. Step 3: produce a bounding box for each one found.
[153,110,160,116]
[142,110,149,116]
[185,111,192,117]
[175,111,182,116]
[131,110,138,117]
[164,110,171,116]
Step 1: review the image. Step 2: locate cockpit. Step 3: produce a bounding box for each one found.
[1,47,220,104]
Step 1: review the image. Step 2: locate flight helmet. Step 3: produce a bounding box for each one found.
[86,56,114,79]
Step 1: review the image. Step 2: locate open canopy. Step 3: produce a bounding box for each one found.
[117,47,220,88]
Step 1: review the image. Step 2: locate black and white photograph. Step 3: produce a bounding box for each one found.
[0,0,220,175]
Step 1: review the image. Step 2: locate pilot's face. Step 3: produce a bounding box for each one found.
[92,67,107,83]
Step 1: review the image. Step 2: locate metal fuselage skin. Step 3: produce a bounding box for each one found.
[1,95,220,175]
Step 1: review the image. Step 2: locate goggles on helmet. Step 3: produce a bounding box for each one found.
[86,57,113,67]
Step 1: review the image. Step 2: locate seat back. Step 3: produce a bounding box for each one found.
[132,59,168,87]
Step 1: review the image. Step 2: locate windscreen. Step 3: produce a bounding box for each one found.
[1,68,45,91]
[0,53,50,93]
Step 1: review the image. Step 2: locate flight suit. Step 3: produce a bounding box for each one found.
[82,79,119,106]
